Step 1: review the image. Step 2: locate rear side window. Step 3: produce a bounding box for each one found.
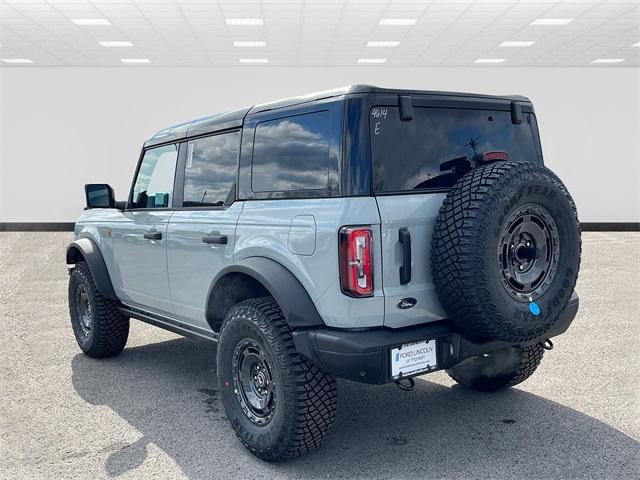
[251,111,330,192]
[131,144,178,208]
[183,131,240,207]
[370,106,541,193]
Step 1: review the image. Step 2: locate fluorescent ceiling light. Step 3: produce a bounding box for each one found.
[233,41,266,47]
[99,41,133,47]
[591,58,625,64]
[3,58,33,64]
[499,41,535,47]
[366,41,400,47]
[226,18,263,26]
[71,18,111,26]
[121,58,151,64]
[378,18,417,26]
[474,58,506,64]
[531,18,573,26]
[631,41,640,47]
[239,58,268,63]
[358,58,387,64]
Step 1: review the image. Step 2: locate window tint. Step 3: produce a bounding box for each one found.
[131,144,178,208]
[252,111,330,192]
[183,131,240,207]
[370,106,541,193]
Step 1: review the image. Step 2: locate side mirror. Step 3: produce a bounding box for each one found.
[85,184,115,209]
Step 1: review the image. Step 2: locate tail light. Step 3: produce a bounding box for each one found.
[339,226,374,297]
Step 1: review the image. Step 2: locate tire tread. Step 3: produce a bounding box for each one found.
[68,261,129,358]
[219,297,337,461]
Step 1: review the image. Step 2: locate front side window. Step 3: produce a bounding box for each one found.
[131,144,178,208]
[183,131,240,207]
[251,111,331,192]
[370,106,541,193]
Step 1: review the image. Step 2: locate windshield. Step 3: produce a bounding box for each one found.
[370,106,541,193]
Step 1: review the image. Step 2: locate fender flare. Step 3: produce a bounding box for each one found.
[66,237,118,300]
[207,257,325,329]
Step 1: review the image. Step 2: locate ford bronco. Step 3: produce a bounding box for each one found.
[67,85,581,461]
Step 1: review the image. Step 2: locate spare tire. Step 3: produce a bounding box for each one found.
[431,161,581,342]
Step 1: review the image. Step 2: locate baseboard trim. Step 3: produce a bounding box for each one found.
[0,222,76,232]
[0,222,638,232]
[580,223,639,232]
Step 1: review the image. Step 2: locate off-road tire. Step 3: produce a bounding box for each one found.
[447,343,545,392]
[217,297,337,462]
[68,261,129,358]
[431,161,581,342]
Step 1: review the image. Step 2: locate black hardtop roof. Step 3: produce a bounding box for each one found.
[144,84,531,147]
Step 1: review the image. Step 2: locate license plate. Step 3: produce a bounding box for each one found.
[391,339,437,379]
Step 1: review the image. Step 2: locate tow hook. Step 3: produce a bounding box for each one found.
[394,378,415,391]
[541,339,554,351]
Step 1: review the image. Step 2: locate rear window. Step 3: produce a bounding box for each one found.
[251,111,330,192]
[370,106,541,193]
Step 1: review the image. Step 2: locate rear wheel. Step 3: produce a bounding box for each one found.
[68,261,129,358]
[447,344,545,392]
[217,297,337,461]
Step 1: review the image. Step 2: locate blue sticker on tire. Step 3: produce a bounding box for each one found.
[529,301,541,316]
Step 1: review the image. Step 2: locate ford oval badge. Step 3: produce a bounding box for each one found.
[397,297,417,310]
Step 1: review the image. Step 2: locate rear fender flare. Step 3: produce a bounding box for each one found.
[206,257,325,329]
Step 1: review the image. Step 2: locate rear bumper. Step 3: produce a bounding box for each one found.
[293,292,579,385]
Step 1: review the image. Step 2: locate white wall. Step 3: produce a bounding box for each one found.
[1,66,638,223]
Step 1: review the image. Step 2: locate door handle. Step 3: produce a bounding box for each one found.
[202,235,228,245]
[143,231,162,241]
[399,228,411,285]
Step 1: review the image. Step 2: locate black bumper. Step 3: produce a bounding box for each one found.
[293,293,579,385]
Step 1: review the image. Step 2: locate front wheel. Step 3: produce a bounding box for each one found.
[68,261,129,358]
[446,344,545,392]
[217,297,337,461]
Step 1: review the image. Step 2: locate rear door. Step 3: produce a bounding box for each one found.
[166,130,242,330]
[370,100,542,328]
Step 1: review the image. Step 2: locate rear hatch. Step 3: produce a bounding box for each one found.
[371,97,543,328]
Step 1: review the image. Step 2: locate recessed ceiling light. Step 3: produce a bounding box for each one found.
[2,58,34,64]
[121,58,151,64]
[99,41,133,47]
[378,18,417,26]
[631,41,640,47]
[366,41,400,47]
[239,58,268,63]
[71,18,111,26]
[591,58,625,64]
[358,58,387,64]
[226,18,263,26]
[531,18,573,26]
[233,41,266,47]
[499,41,535,47]
[474,58,506,64]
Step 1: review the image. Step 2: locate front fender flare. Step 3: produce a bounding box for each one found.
[207,257,325,329]
[66,237,118,300]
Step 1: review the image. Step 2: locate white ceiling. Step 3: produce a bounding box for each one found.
[1,0,639,67]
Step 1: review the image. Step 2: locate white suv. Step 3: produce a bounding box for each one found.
[67,85,581,461]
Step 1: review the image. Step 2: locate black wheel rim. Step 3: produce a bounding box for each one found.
[231,339,276,426]
[75,283,93,337]
[497,203,560,302]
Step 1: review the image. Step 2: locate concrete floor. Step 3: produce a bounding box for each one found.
[0,232,638,479]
